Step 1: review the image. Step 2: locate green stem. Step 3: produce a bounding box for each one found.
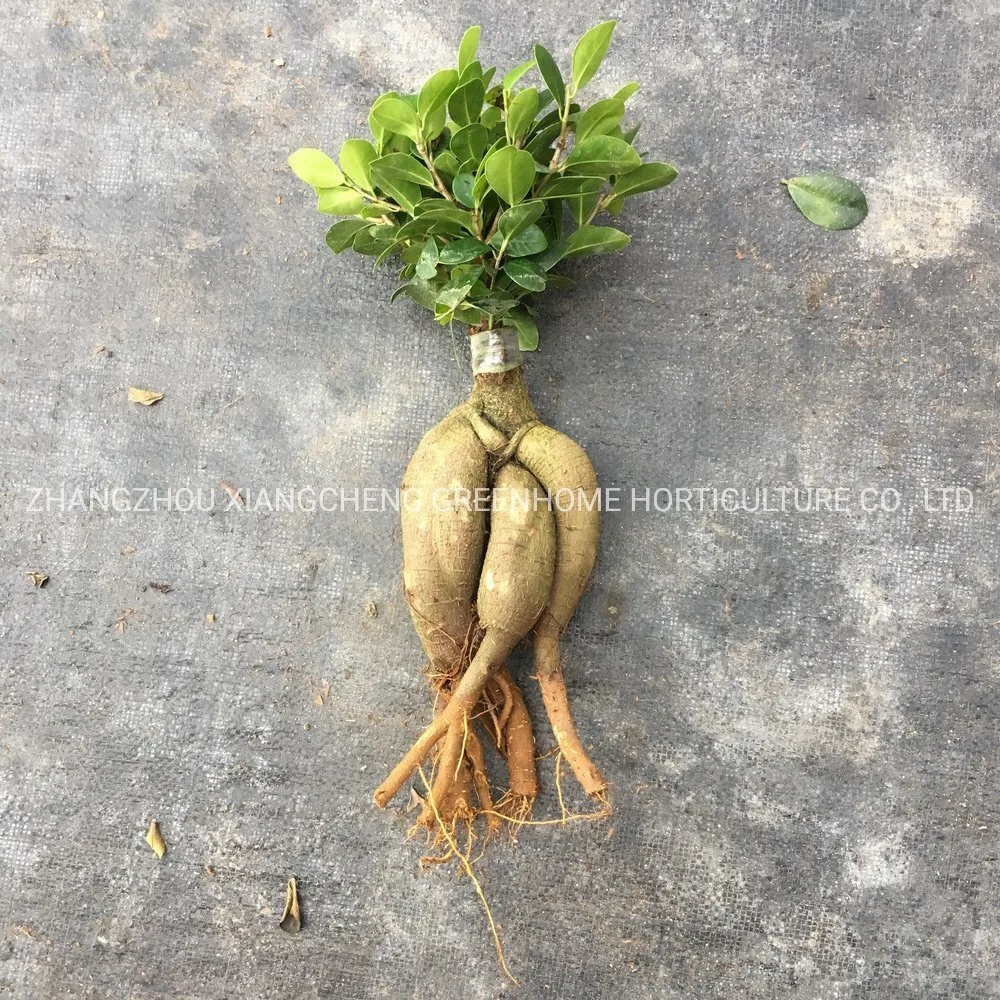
[418,142,456,205]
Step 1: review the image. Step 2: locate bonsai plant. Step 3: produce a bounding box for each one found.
[289,21,676,836]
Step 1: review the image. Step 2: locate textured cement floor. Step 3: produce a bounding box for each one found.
[1,2,998,998]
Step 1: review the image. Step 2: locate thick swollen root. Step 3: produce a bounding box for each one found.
[401,407,487,681]
[375,464,556,809]
[463,406,608,799]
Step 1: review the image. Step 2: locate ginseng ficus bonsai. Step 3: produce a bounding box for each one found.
[290,22,676,840]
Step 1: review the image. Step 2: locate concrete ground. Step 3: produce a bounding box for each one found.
[1,2,997,997]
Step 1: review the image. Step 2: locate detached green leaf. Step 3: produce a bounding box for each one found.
[509,310,539,351]
[419,69,460,122]
[326,219,370,253]
[370,97,421,143]
[503,258,546,292]
[533,44,565,110]
[564,135,641,177]
[458,26,480,74]
[575,98,625,142]
[783,172,868,230]
[416,237,439,279]
[448,79,486,127]
[316,187,365,216]
[571,20,616,92]
[370,153,436,189]
[505,87,539,143]
[339,139,377,192]
[564,224,630,257]
[438,237,490,264]
[288,148,344,188]
[484,146,535,205]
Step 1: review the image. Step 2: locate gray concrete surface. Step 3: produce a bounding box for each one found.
[1,1,998,997]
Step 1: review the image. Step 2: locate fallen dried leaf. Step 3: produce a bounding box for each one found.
[145,819,166,858]
[219,481,245,507]
[206,613,217,623]
[148,581,173,594]
[122,545,136,556]
[279,877,301,933]
[94,343,106,355]
[27,571,49,588]
[263,24,272,37]
[365,601,378,619]
[735,248,745,260]
[128,386,164,406]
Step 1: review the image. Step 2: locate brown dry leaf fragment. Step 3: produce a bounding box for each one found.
[128,386,164,406]
[148,581,173,594]
[275,194,283,205]
[219,481,245,507]
[263,24,272,37]
[122,545,136,556]
[145,819,166,858]
[735,248,745,261]
[365,601,378,619]
[94,343,106,355]
[406,787,425,813]
[27,571,49,588]
[206,613,216,623]
[313,694,324,706]
[279,877,301,933]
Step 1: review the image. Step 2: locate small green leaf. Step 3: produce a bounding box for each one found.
[505,224,547,257]
[288,148,344,188]
[419,69,460,122]
[404,275,440,309]
[533,44,565,111]
[451,123,489,166]
[503,258,546,292]
[448,79,486,127]
[433,149,461,177]
[371,174,421,215]
[571,20,616,92]
[575,98,624,142]
[436,269,483,321]
[606,161,678,210]
[567,188,601,226]
[438,236,490,264]
[458,26,480,74]
[370,97,421,143]
[503,57,536,91]
[370,153,436,190]
[531,238,568,270]
[484,146,535,205]
[352,227,384,256]
[621,122,641,145]
[480,106,502,131]
[459,59,483,85]
[498,199,545,241]
[452,172,476,207]
[415,204,478,234]
[325,219,370,253]
[536,175,603,199]
[613,82,640,102]
[416,237,439,279]
[422,103,448,142]
[505,87,540,143]
[564,224,630,257]
[564,135,641,177]
[783,172,868,230]
[339,139,377,192]
[316,187,365,216]
[509,310,539,351]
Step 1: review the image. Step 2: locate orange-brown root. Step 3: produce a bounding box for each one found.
[535,624,608,798]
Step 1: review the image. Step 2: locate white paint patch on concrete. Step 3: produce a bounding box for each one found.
[845,830,911,888]
[859,150,978,265]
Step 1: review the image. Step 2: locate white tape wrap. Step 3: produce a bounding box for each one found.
[470,328,522,375]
